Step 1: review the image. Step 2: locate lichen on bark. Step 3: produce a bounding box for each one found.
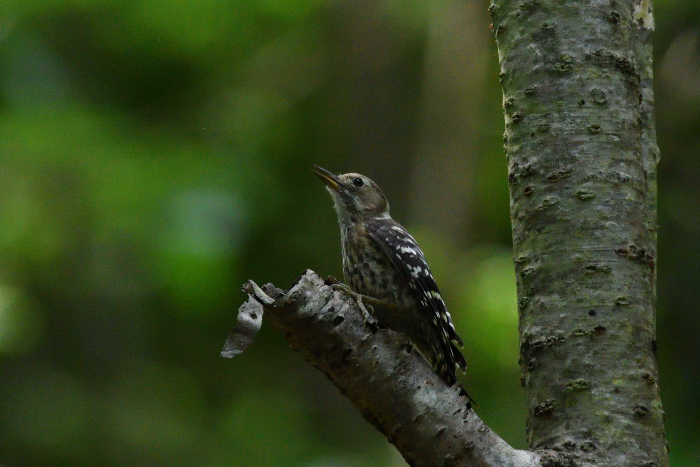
[490,0,668,465]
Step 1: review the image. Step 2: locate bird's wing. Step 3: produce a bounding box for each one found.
[366,218,466,372]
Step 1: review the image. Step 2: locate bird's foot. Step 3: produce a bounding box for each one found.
[331,283,375,323]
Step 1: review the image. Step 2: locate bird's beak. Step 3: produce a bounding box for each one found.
[312,165,341,191]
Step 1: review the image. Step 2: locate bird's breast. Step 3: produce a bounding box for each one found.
[340,223,412,309]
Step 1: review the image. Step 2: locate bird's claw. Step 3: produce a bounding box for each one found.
[331,283,374,323]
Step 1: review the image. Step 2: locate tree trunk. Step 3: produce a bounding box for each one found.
[490,0,668,464]
[225,1,669,465]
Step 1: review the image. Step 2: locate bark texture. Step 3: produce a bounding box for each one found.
[490,0,668,465]
[228,270,540,467]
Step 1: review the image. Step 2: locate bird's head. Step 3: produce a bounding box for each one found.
[313,166,390,222]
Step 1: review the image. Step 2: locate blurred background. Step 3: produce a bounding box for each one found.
[0,0,697,465]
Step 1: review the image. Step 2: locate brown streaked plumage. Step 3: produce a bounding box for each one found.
[313,166,467,387]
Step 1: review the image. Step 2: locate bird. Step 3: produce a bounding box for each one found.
[313,165,467,387]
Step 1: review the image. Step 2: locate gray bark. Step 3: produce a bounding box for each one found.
[490,0,668,465]
[227,271,540,467]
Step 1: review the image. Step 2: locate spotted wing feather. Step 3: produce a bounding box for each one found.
[366,219,467,376]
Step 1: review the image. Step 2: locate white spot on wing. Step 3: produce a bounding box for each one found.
[408,264,424,278]
[399,246,418,256]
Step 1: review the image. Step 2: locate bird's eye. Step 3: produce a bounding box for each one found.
[352,177,364,187]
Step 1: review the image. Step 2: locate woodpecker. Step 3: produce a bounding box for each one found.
[313,166,467,386]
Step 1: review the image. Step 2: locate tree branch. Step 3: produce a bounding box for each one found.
[223,270,541,467]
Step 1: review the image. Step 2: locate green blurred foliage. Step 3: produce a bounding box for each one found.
[0,0,697,465]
